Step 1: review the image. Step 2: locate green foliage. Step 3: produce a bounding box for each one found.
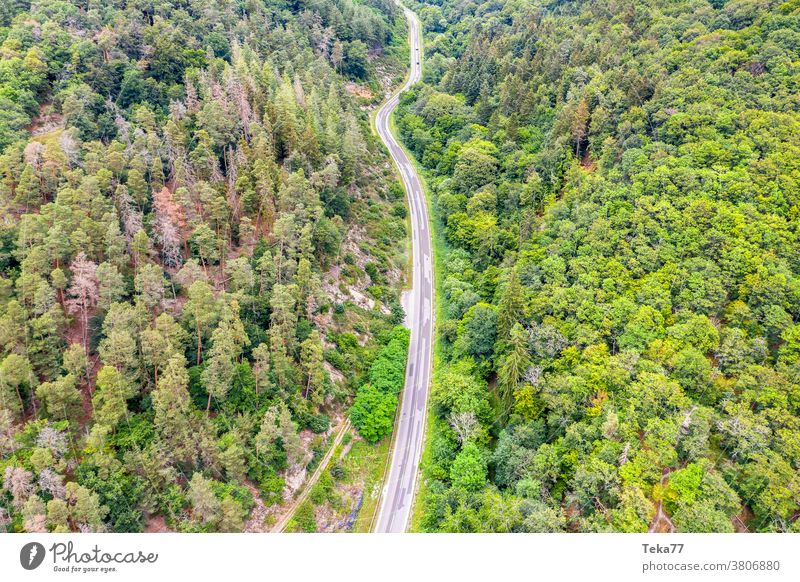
[349,327,409,442]
[367,327,410,394]
[258,472,286,506]
[0,0,406,533]
[110,413,156,450]
[299,412,331,434]
[293,501,317,533]
[407,0,800,532]
[350,384,397,444]
[310,472,335,506]
[450,443,487,492]
[454,303,497,361]
[75,462,147,533]
[343,40,370,80]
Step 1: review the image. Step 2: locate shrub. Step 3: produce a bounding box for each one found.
[293,502,317,533]
[349,384,397,443]
[349,326,409,442]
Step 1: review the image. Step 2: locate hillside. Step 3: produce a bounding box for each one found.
[0,0,410,532]
[401,0,800,532]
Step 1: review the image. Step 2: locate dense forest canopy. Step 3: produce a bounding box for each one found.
[402,0,800,532]
[3,0,799,535]
[0,0,410,532]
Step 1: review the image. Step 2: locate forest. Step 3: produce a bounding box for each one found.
[400,0,800,532]
[0,0,412,532]
[3,0,799,536]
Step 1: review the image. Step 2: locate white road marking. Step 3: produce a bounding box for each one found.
[373,4,433,534]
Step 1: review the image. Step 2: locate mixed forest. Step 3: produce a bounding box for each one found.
[0,0,411,532]
[3,0,800,535]
[401,0,800,532]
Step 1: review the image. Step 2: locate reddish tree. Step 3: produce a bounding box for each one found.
[153,186,186,268]
[65,252,99,352]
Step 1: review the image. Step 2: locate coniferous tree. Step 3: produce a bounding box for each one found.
[65,253,99,352]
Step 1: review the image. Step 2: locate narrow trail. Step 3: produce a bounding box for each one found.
[271,419,351,532]
[649,469,676,533]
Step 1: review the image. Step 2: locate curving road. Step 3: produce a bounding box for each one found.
[373,5,433,533]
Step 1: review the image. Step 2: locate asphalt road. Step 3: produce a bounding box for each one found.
[373,6,433,534]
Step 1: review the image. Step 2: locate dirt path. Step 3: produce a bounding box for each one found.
[271,419,351,532]
[649,469,676,533]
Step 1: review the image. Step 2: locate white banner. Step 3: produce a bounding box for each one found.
[1,533,798,582]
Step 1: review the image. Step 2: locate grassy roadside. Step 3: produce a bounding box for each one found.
[350,437,392,532]
[283,427,391,533]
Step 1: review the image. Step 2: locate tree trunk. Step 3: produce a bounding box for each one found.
[83,306,89,353]
[15,385,25,419]
[196,323,202,365]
